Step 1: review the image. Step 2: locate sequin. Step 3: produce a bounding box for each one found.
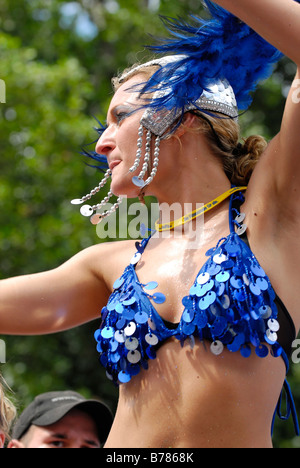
[110,338,119,352]
[243,273,250,286]
[216,271,230,283]
[127,350,142,364]
[152,293,166,304]
[212,316,227,335]
[265,329,278,343]
[197,272,210,285]
[240,344,251,358]
[135,311,149,324]
[220,294,230,309]
[182,296,193,308]
[80,205,93,217]
[114,330,126,343]
[101,327,114,339]
[215,282,225,296]
[256,277,268,291]
[255,344,269,358]
[115,303,124,315]
[132,176,145,188]
[235,213,246,223]
[227,333,245,352]
[196,311,208,328]
[124,322,136,336]
[199,291,216,310]
[71,198,83,205]
[259,305,272,319]
[145,333,159,346]
[122,297,136,306]
[249,282,261,296]
[113,277,125,289]
[207,264,221,275]
[144,281,158,290]
[148,317,157,330]
[118,371,131,383]
[183,310,194,323]
[213,253,228,264]
[236,224,247,236]
[110,352,121,363]
[230,276,243,289]
[130,252,142,265]
[225,243,241,256]
[268,318,280,332]
[250,264,266,277]
[125,337,139,350]
[210,340,224,355]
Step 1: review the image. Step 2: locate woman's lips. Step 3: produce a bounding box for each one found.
[109,160,122,171]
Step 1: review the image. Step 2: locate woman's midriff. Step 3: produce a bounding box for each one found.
[104,338,286,448]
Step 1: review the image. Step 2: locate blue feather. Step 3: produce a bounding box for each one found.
[141,0,298,113]
[80,116,109,173]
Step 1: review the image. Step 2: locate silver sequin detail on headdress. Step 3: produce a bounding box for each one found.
[121,55,237,190]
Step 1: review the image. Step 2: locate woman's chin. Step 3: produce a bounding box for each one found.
[110,179,140,200]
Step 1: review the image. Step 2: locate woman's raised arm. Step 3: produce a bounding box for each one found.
[214,0,300,65]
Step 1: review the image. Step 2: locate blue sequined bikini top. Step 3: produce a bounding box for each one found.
[94,188,299,433]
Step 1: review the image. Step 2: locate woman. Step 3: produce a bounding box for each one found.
[1,0,300,447]
[0,376,16,447]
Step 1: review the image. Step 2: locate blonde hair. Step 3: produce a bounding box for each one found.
[0,375,16,441]
[113,63,267,186]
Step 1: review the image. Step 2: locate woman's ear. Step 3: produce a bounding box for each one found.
[175,112,198,137]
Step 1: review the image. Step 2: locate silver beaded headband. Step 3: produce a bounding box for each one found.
[72,55,238,224]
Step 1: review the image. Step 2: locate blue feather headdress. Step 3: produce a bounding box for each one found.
[137,0,286,115]
[82,116,109,173]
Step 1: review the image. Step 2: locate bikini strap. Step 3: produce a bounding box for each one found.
[271,350,300,436]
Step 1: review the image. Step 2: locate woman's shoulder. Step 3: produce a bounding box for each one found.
[80,238,138,288]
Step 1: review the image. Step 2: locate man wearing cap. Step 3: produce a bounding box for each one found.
[7,391,113,448]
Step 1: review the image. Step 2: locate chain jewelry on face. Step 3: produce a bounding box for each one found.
[71,168,123,225]
[130,125,161,192]
[129,125,144,174]
[132,129,152,188]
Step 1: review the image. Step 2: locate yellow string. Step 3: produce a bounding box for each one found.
[155,186,247,232]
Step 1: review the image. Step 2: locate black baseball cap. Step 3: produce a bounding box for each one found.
[12,391,113,444]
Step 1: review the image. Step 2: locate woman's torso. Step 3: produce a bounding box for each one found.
[98,191,297,448]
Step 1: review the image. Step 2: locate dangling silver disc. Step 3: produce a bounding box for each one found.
[235,213,246,223]
[132,176,145,188]
[80,205,94,217]
[90,214,102,225]
[210,340,224,356]
[71,198,83,205]
[236,224,247,236]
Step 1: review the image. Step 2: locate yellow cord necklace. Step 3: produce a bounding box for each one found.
[155,186,247,232]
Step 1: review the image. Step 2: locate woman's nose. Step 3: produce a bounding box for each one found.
[95,125,117,156]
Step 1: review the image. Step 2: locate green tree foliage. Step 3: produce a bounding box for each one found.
[0,0,298,447]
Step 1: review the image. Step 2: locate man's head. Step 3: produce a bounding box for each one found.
[8,390,113,448]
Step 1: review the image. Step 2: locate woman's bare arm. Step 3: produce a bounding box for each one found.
[214,0,300,65]
[0,243,116,335]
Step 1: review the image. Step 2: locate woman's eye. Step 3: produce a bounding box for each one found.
[116,112,127,124]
